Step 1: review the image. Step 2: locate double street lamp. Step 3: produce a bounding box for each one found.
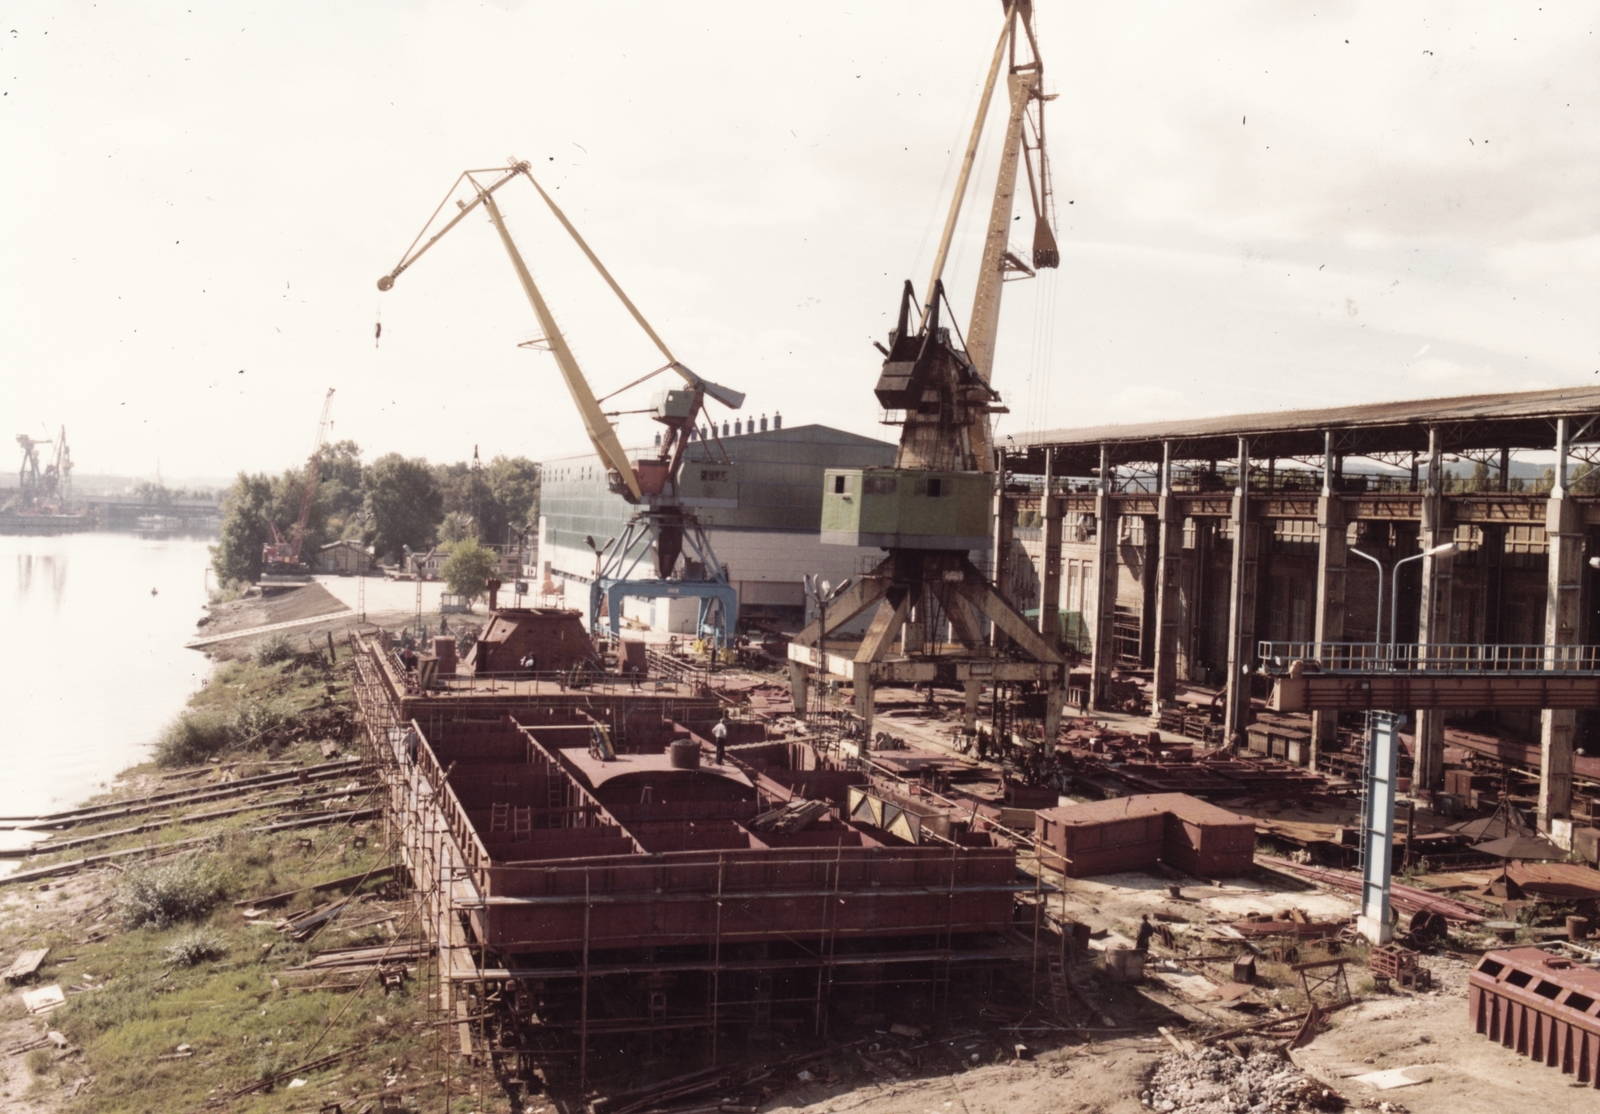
[1348,541,1458,663]
[803,574,851,715]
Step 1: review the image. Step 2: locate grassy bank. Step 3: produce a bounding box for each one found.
[0,637,462,1113]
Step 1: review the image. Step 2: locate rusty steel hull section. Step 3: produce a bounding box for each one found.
[1470,947,1600,1087]
[471,850,1017,952]
[354,633,1018,960]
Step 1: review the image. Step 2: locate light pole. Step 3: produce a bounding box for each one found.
[1348,547,1385,660]
[804,574,851,723]
[1391,542,1457,663]
[1348,541,1457,664]
[1345,536,1454,949]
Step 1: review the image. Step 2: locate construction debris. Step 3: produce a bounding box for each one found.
[1141,1047,1337,1114]
[21,984,65,1015]
[746,798,829,834]
[1,947,49,983]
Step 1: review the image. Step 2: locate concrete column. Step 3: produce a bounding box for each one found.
[853,661,875,758]
[1151,441,1183,712]
[1310,440,1347,770]
[991,466,1014,651]
[963,680,981,733]
[1039,450,1063,647]
[788,660,809,717]
[1541,418,1579,831]
[1414,427,1452,792]
[1089,445,1120,710]
[1223,438,1260,747]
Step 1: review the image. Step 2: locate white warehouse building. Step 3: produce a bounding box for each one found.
[536,421,897,633]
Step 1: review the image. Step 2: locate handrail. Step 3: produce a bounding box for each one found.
[1258,640,1600,676]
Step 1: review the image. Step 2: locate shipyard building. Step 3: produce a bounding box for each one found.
[537,421,896,631]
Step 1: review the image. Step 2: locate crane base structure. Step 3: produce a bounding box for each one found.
[785,549,1066,758]
[590,507,738,645]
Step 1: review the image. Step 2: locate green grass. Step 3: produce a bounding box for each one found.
[153,650,350,767]
[0,641,468,1113]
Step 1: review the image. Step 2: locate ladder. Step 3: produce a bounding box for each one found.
[513,805,532,841]
[1048,955,1070,1019]
[489,802,509,834]
[547,769,565,818]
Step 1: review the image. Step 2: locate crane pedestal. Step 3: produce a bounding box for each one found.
[590,506,738,645]
[787,549,1065,759]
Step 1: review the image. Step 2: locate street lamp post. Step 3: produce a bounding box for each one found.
[1346,539,1456,946]
[1390,542,1457,665]
[1348,547,1385,662]
[1348,541,1457,665]
[804,575,853,754]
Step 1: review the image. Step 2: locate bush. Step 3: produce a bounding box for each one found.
[117,858,225,929]
[232,698,288,745]
[163,928,228,967]
[25,1048,51,1076]
[153,697,290,767]
[154,709,235,767]
[254,633,296,666]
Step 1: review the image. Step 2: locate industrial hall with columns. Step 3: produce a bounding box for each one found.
[1000,384,1600,838]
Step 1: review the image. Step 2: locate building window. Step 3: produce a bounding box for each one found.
[833,475,847,494]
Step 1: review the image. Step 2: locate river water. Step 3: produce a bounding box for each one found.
[0,531,214,836]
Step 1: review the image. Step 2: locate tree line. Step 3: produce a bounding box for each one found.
[210,441,540,584]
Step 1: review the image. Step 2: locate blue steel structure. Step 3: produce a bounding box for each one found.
[590,512,738,645]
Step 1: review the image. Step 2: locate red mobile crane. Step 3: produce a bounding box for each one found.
[262,388,336,577]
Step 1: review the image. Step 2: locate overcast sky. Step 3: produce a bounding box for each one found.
[1,1,1595,481]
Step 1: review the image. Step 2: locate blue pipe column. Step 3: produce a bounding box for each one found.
[1358,709,1402,944]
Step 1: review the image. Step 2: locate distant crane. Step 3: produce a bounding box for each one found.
[377,160,746,643]
[14,427,73,511]
[262,389,336,576]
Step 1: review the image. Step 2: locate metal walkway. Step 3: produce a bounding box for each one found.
[1257,641,1600,712]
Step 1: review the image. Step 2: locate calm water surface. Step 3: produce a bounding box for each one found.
[0,532,213,829]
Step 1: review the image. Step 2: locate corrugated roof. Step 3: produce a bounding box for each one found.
[1008,385,1600,472]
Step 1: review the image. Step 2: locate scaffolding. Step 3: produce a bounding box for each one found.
[348,631,1039,1095]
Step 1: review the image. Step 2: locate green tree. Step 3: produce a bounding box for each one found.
[440,538,497,601]
[318,440,366,537]
[485,455,541,538]
[134,480,174,507]
[267,466,332,557]
[211,472,273,583]
[363,453,444,563]
[435,454,540,546]
[440,510,478,546]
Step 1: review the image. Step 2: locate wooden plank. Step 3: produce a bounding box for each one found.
[233,866,395,909]
[1,949,48,983]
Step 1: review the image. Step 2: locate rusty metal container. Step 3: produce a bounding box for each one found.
[668,740,701,770]
[1469,946,1600,1087]
[1034,793,1254,879]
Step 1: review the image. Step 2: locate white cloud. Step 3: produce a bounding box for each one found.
[0,1,1594,475]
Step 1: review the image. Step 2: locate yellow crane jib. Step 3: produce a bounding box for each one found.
[376,160,730,506]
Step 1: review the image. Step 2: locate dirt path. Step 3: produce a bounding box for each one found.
[1290,958,1593,1113]
[761,1037,1153,1114]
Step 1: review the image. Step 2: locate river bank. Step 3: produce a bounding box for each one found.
[0,594,463,1113]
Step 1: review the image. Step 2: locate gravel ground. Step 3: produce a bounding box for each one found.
[1142,1047,1341,1114]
